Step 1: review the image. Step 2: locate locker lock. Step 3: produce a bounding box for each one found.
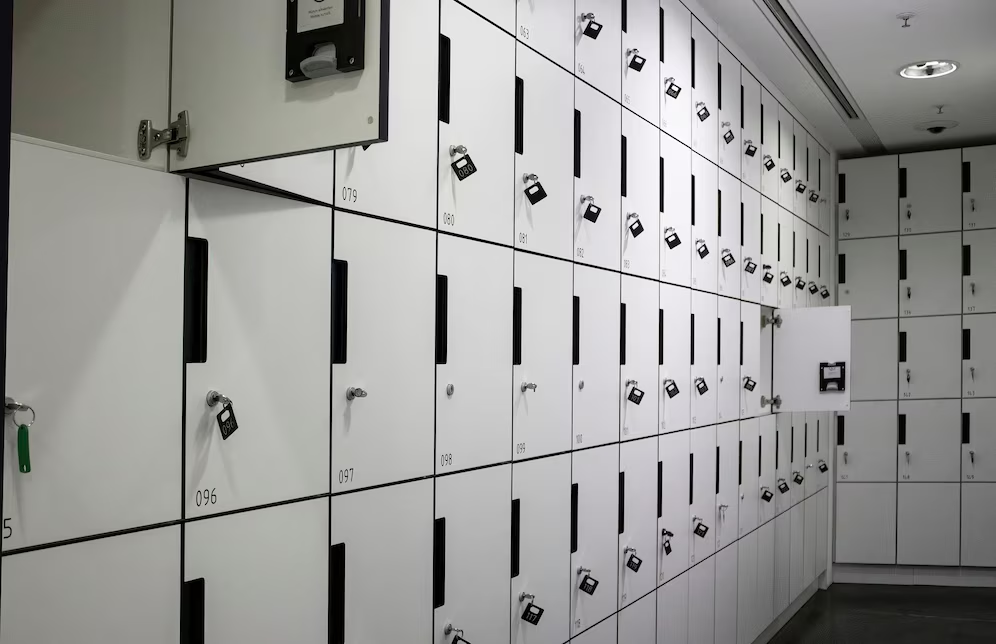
[820,285,831,299]
[743,376,757,392]
[521,382,538,393]
[627,213,645,238]
[580,195,601,223]
[970,450,976,465]
[663,379,680,399]
[695,239,710,259]
[692,517,709,538]
[721,248,736,267]
[627,48,646,72]
[580,13,602,39]
[663,77,682,99]
[5,397,35,474]
[578,380,585,391]
[906,368,911,384]
[971,367,976,382]
[744,140,757,157]
[780,169,792,183]
[906,205,912,220]
[626,380,645,405]
[905,450,911,466]
[718,504,729,520]
[624,546,643,572]
[971,198,976,212]
[206,390,231,408]
[444,624,470,644]
[971,282,976,296]
[762,265,775,284]
[763,155,776,171]
[808,189,819,203]
[844,208,850,221]
[722,123,735,145]
[842,451,848,465]
[779,271,792,287]
[446,384,455,397]
[906,286,912,300]
[760,487,774,502]
[662,529,674,555]
[449,145,477,181]
[808,281,819,295]
[522,174,548,205]
[795,180,807,194]
[519,593,544,625]
[744,257,758,274]
[696,102,711,122]
[346,387,368,401]
[664,227,682,249]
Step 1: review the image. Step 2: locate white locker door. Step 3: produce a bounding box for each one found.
[790,413,806,507]
[964,313,996,398]
[777,110,797,210]
[759,416,777,525]
[185,499,328,644]
[439,0,515,246]
[963,399,996,482]
[437,236,512,473]
[718,171,742,299]
[818,148,832,235]
[717,46,742,179]
[740,418,760,536]
[802,496,817,589]
[692,155,719,293]
[717,297,741,423]
[772,510,791,616]
[659,431,692,585]
[741,303,762,419]
[512,455,571,644]
[575,79,623,271]
[839,237,899,319]
[804,413,820,496]
[899,315,961,400]
[961,483,996,567]
[514,252,574,460]
[657,572,689,644]
[772,306,852,413]
[572,444,620,637]
[760,311,773,416]
[716,421,741,551]
[451,0,515,33]
[838,156,899,239]
[2,142,181,550]
[816,487,829,575]
[574,265,621,448]
[896,482,960,566]
[775,209,796,309]
[964,144,996,231]
[805,136,820,227]
[806,226,822,308]
[760,198,780,308]
[818,413,831,490]
[622,276,660,441]
[742,187,762,304]
[661,283,693,433]
[575,0,622,101]
[622,110,661,280]
[516,0,574,70]
[899,232,962,317]
[964,229,996,314]
[899,399,961,483]
[691,292,718,427]
[838,402,898,482]
[715,545,739,644]
[435,465,512,644]
[792,123,809,218]
[741,71,762,192]
[851,319,899,401]
[690,425,718,564]
[791,217,809,309]
[774,414,793,516]
[759,88,780,203]
[788,503,804,603]
[900,149,962,235]
[186,182,330,518]
[622,0,660,124]
[818,233,832,306]
[620,591,657,643]
[574,614,617,644]
[332,212,435,493]
[515,44,575,261]
[330,480,433,644]
[688,556,716,644]
[0,527,179,644]
[662,133,693,287]
[756,521,776,630]
[835,483,897,564]
[737,531,758,644]
[660,0,692,146]
[690,19,718,164]
[620,438,659,609]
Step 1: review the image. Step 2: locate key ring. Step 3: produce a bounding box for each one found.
[14,405,35,428]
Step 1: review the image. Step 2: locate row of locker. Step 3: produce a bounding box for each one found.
[838,146,996,239]
[839,230,996,319]
[0,420,829,644]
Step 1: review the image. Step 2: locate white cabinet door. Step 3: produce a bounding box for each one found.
[790,413,806,507]
[185,499,328,644]
[737,531,758,644]
[961,483,996,567]
[818,233,833,305]
[760,197,780,308]
[690,425,717,564]
[742,187,762,304]
[622,0,661,124]
[575,79,623,271]
[718,171,742,299]
[896,482,960,566]
[756,521,775,629]
[330,480,433,644]
[838,237,899,319]
[899,232,961,317]
[759,88,780,203]
[717,46,742,179]
[662,133,693,287]
[717,296,741,423]
[963,399,996,482]
[900,149,962,235]
[461,0,514,33]
[515,43,575,261]
[572,444,620,637]
[574,265,621,448]
[816,487,829,575]
[964,229,996,314]
[741,71,762,192]
[759,415,777,525]
[774,414,793,516]
[574,614,618,644]
[776,209,796,309]
[514,252,573,460]
[806,226,823,308]
[791,216,809,309]
[899,315,961,400]
[772,510,791,616]
[788,503,804,602]
[838,156,898,239]
[691,292,718,427]
[661,283,692,433]
[851,319,899,401]
[760,306,774,416]
[964,144,996,231]
[804,135,820,227]
[837,402,898,483]
[777,110,797,210]
[692,154,719,293]
[437,236,512,473]
[620,438,660,608]
[1,527,179,644]
[792,122,809,218]
[575,0,622,101]
[716,421,741,550]
[804,413,822,496]
[803,495,818,589]
[660,0,692,146]
[439,0,515,246]
[516,0,574,70]
[741,303,763,419]
[622,276,660,441]
[435,465,511,644]
[835,482,896,564]
[715,544,739,644]
[688,555,716,644]
[620,590,657,643]
[690,19,718,164]
[818,148,832,234]
[899,399,961,482]
[622,110,661,280]
[964,313,996,398]
[772,306,852,413]
[332,212,435,493]
[657,572,689,644]
[512,454,571,644]
[659,431,692,584]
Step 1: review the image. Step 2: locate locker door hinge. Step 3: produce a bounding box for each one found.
[761,314,782,329]
[138,110,190,161]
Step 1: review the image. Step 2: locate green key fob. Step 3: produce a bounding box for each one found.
[17,423,30,473]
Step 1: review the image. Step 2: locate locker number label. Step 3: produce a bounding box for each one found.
[195,488,217,507]
[341,187,358,203]
[516,443,527,455]
[338,468,355,484]
[518,233,528,246]
[577,63,586,76]
[518,25,530,40]
[575,434,583,445]
[440,454,453,468]
[576,247,585,259]
[2,518,11,539]
[443,212,456,226]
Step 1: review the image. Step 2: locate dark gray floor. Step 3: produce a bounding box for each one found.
[768,584,996,643]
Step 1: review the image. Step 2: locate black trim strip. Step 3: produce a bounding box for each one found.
[571,483,579,553]
[838,173,846,204]
[777,120,781,158]
[838,254,846,284]
[963,328,972,360]
[792,230,796,267]
[804,422,808,457]
[573,296,580,366]
[660,157,665,213]
[775,430,779,469]
[963,161,972,193]
[510,499,521,578]
[332,259,349,364]
[738,440,743,485]
[718,63,722,110]
[574,110,582,179]
[963,413,971,445]
[741,85,744,129]
[761,104,765,144]
[790,425,794,461]
[181,578,205,644]
[899,167,907,199]
[837,416,845,446]
[715,446,720,494]
[435,275,448,365]
[331,544,346,644]
[899,331,907,363]
[659,9,665,63]
[691,175,696,225]
[689,453,694,505]
[792,135,796,171]
[739,321,744,366]
[618,472,626,534]
[758,435,762,475]
[898,415,906,445]
[514,76,524,155]
[899,249,907,280]
[512,287,522,366]
[760,213,765,254]
[963,245,972,277]
[659,309,665,366]
[690,313,696,365]
[806,239,810,273]
[691,37,696,88]
[438,35,451,123]
[621,135,628,198]
[740,202,744,247]
[621,0,628,33]
[777,223,781,262]
[717,190,722,237]
[717,317,722,365]
[184,237,209,364]
[817,419,820,453]
[819,244,822,278]
[657,461,663,518]
[433,518,446,608]
[620,303,627,366]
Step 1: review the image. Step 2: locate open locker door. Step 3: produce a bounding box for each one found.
[772,306,851,412]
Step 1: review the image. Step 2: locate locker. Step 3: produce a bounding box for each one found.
[899,315,961,400]
[622,110,661,280]
[963,144,996,231]
[759,198,779,308]
[835,483,897,564]
[691,154,719,293]
[2,141,182,550]
[741,303,762,419]
[575,0,622,102]
[772,510,791,616]
[660,0,692,146]
[461,0,514,34]
[777,109,797,210]
[620,437,659,608]
[332,212,435,493]
[619,591,657,643]
[819,233,832,306]
[775,208,795,309]
[436,465,512,644]
[184,499,329,644]
[772,306,852,413]
[660,283,692,434]
[575,79,623,271]
[659,431,691,585]
[185,182,330,517]
[437,236,512,473]
[805,226,822,308]
[657,572,689,644]
[788,503,804,602]
[837,402,898,482]
[791,123,809,219]
[790,413,806,507]
[717,296,741,423]
[688,556,716,644]
[964,229,996,314]
[896,482,960,566]
[740,418,760,536]
[622,276,660,441]
[622,0,660,124]
[791,216,808,309]
[512,455,571,644]
[759,88,780,203]
[898,399,961,482]
[737,531,758,644]
[514,252,574,460]
[515,43,576,261]
[330,480,433,644]
[571,444,620,636]
[690,19,718,163]
[837,156,898,239]
[574,613,617,644]
[805,135,820,227]
[814,413,831,491]
[439,0,515,246]
[661,133,693,287]
[0,527,179,644]
[818,148,832,235]
[717,46,742,179]
[804,413,823,496]
[838,237,898,319]
[741,187,762,304]
[717,171,742,299]
[716,421,741,551]
[964,313,996,398]
[759,415,777,525]
[963,399,996,482]
[899,149,962,235]
[774,414,793,517]
[851,319,898,401]
[759,307,774,417]
[715,544,739,644]
[516,0,574,70]
[690,292,718,427]
[334,0,437,228]
[961,483,996,567]
[803,496,818,589]
[689,425,717,564]
[741,71,762,192]
[816,487,828,576]
[574,265,622,448]
[899,232,962,317]
[756,521,776,633]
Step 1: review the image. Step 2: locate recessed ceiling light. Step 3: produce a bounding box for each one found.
[899,60,959,79]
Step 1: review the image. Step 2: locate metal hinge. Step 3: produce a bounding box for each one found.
[761,314,783,329]
[138,110,190,161]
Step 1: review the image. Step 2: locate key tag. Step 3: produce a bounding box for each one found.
[793,472,805,485]
[664,227,682,249]
[721,249,736,267]
[627,213,645,238]
[6,402,36,474]
[780,169,792,183]
[695,377,709,395]
[521,602,543,625]
[743,376,756,392]
[696,102,710,122]
[627,382,645,405]
[626,552,643,572]
[580,196,601,223]
[795,180,807,194]
[795,277,806,291]
[722,122,735,144]
[808,281,819,294]
[744,258,758,274]
[777,479,790,494]
[780,272,792,287]
[695,239,710,259]
[628,48,646,72]
[820,286,831,299]
[581,12,602,39]
[664,379,680,399]
[208,391,239,440]
[580,574,599,595]
[809,189,819,203]
[761,488,774,502]
[664,539,673,555]
[523,173,547,205]
[763,155,776,171]
[664,77,682,99]
[763,266,775,284]
[818,461,829,473]
[745,140,757,157]
[449,145,477,181]
[694,522,709,538]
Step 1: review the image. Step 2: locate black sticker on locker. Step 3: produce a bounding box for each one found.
[694,522,709,538]
[218,403,238,440]
[722,252,736,267]
[665,230,682,249]
[723,130,735,144]
[666,83,682,99]
[665,381,680,398]
[818,462,829,473]
[629,218,645,238]
[777,480,790,494]
[580,575,599,595]
[452,154,478,181]
[521,603,543,625]
[628,387,645,405]
[697,105,711,121]
[525,182,547,205]
[627,554,643,572]
[583,203,601,223]
[793,472,804,485]
[697,243,710,259]
[761,489,774,502]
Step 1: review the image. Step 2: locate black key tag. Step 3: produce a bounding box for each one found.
[697,242,710,259]
[453,637,471,644]
[664,540,673,555]
[627,554,643,572]
[780,274,792,287]
[793,472,805,485]
[764,157,776,171]
[795,181,807,194]
[818,462,829,473]
[218,403,239,440]
[820,286,831,299]
[695,378,709,395]
[628,387,645,405]
[666,81,682,99]
[696,104,710,121]
[745,142,758,157]
[809,190,820,203]
[723,129,735,144]
[665,229,682,249]
[694,522,709,538]
[664,381,680,399]
[743,377,756,392]
[808,282,819,294]
[452,154,478,181]
[629,54,646,72]
[780,169,792,183]
[795,277,806,290]
[745,259,758,274]
[521,603,544,625]
[763,271,775,284]
[722,251,736,267]
[583,202,602,223]
[525,182,547,205]
[629,217,645,238]
[583,19,603,39]
[761,489,774,502]
[580,575,599,595]
[777,480,790,494]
